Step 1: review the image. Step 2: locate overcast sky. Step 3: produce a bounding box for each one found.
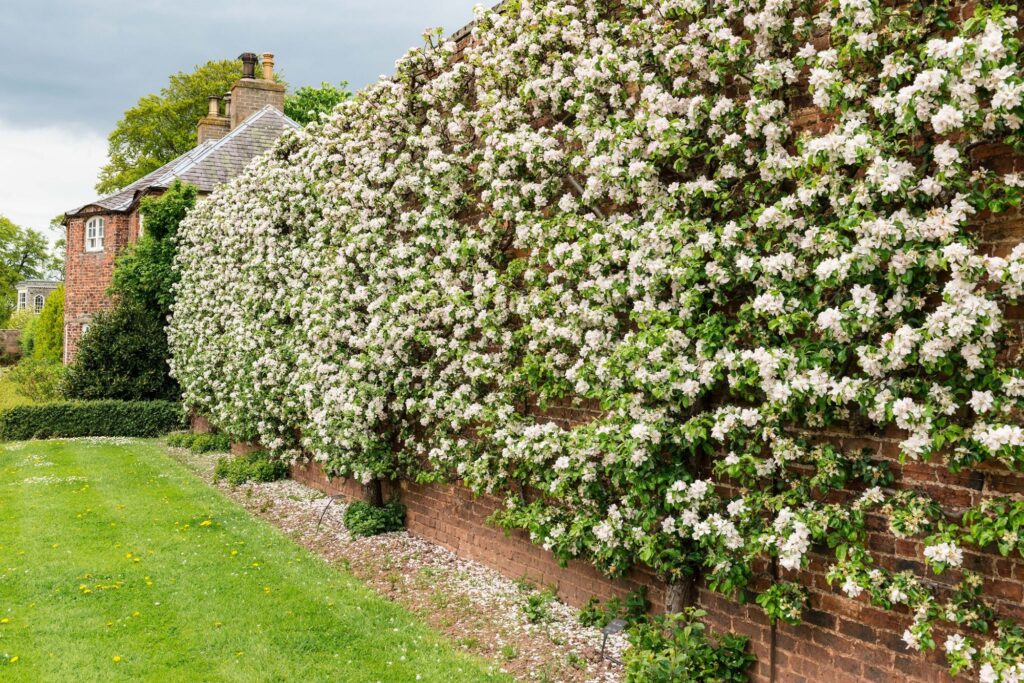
[0,0,479,242]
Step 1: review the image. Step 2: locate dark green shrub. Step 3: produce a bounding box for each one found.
[63,300,179,401]
[0,401,185,440]
[214,451,288,486]
[7,358,64,402]
[624,608,755,683]
[167,431,231,453]
[342,500,405,538]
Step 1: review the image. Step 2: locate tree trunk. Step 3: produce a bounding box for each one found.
[364,477,384,507]
[664,578,695,613]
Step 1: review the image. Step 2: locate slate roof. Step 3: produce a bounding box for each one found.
[66,106,298,217]
[16,279,61,288]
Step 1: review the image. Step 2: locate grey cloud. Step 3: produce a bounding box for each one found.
[0,0,478,132]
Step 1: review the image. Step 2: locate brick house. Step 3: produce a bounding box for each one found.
[61,52,299,363]
[15,279,61,313]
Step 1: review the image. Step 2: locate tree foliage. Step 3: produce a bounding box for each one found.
[32,284,63,363]
[284,82,351,126]
[96,61,242,194]
[0,216,54,325]
[112,181,195,320]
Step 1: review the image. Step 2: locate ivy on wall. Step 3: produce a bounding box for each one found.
[170,1,1024,678]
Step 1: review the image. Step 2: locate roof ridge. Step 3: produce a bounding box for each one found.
[158,106,299,182]
[65,106,299,218]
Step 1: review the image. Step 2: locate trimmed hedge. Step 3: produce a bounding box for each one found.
[0,401,185,440]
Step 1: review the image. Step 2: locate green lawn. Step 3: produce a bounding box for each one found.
[0,438,509,682]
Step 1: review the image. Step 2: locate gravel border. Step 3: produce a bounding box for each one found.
[168,447,627,682]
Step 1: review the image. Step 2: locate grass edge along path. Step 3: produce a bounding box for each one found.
[0,438,511,682]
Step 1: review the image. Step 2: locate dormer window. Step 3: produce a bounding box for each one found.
[85,217,105,252]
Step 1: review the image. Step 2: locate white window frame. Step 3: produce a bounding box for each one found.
[138,212,144,238]
[33,295,44,313]
[81,323,91,337]
[17,291,26,310]
[85,216,105,252]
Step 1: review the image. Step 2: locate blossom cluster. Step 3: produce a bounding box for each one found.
[169,0,1024,678]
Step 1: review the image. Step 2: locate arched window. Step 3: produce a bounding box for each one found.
[33,295,44,313]
[85,216,105,252]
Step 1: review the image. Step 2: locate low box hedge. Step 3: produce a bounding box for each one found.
[0,400,185,441]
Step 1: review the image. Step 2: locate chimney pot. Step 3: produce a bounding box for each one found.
[208,95,221,117]
[262,53,275,80]
[223,92,232,118]
[239,52,258,79]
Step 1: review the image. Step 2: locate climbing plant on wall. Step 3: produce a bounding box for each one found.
[170,1,1024,678]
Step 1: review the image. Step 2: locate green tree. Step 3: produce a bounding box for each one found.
[111,180,195,320]
[49,214,67,279]
[96,60,243,194]
[67,181,195,400]
[32,284,64,363]
[5,309,35,333]
[63,300,178,401]
[284,82,351,126]
[18,314,38,357]
[0,216,52,324]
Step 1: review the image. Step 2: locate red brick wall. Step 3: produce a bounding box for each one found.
[291,455,1000,682]
[63,209,141,362]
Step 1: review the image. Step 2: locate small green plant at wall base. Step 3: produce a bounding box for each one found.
[624,608,755,683]
[579,587,650,629]
[214,451,288,486]
[167,431,231,453]
[166,431,192,448]
[342,500,405,538]
[521,587,558,624]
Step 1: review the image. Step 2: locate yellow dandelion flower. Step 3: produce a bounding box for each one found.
[1,618,9,624]
[112,655,122,663]
[200,520,212,527]
[9,656,18,663]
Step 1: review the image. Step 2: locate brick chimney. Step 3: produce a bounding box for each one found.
[196,95,230,143]
[229,52,285,129]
